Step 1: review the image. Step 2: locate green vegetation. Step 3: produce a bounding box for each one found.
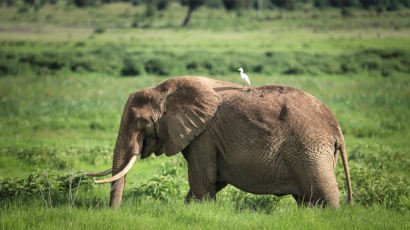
[0,2,409,229]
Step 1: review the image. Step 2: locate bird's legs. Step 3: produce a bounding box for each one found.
[240,83,245,92]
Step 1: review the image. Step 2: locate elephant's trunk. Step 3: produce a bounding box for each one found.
[108,96,143,208]
[109,122,129,208]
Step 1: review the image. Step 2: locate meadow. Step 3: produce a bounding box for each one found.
[0,2,409,229]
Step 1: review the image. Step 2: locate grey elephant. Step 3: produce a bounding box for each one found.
[87,76,352,208]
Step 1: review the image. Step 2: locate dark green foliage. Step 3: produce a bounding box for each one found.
[144,56,181,76]
[180,0,207,26]
[130,159,187,202]
[328,0,359,7]
[93,27,105,34]
[337,164,409,211]
[24,0,36,5]
[156,0,168,10]
[1,42,409,77]
[143,0,170,17]
[120,57,142,76]
[71,0,96,7]
[205,0,224,8]
[225,187,283,213]
[6,0,410,10]
[222,0,246,10]
[0,0,16,7]
[180,0,206,9]
[131,0,141,6]
[130,175,184,202]
[0,171,93,201]
[145,0,156,17]
[314,0,328,8]
[270,0,296,10]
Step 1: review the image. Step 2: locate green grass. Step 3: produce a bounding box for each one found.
[1,199,409,230]
[0,2,409,229]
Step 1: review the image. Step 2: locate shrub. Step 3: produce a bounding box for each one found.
[0,171,93,202]
[93,27,105,34]
[1,42,409,77]
[71,0,96,7]
[121,57,142,76]
[224,186,283,213]
[271,0,296,10]
[336,164,409,211]
[205,0,224,8]
[156,0,169,10]
[222,0,246,10]
[130,175,185,202]
[144,57,180,76]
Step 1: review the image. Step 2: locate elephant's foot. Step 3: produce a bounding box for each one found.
[185,190,194,203]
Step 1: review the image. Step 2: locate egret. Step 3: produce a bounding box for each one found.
[238,67,251,91]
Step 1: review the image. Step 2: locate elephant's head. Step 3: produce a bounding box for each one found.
[87,77,221,207]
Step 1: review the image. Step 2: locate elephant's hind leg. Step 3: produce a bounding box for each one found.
[298,166,340,208]
[292,149,340,208]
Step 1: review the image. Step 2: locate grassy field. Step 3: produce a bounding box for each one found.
[0,2,409,229]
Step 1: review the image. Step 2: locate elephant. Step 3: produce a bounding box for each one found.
[87,76,352,208]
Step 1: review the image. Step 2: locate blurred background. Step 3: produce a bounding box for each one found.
[0,1,409,228]
[0,0,409,78]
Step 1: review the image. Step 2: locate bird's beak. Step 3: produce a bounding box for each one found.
[237,68,240,71]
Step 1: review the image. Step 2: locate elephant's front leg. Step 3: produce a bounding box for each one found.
[182,136,220,202]
[185,182,227,203]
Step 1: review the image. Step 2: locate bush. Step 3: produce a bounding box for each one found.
[120,57,142,76]
[271,0,296,10]
[1,41,409,77]
[130,175,185,202]
[205,0,224,8]
[71,0,96,7]
[93,27,105,34]
[336,164,409,211]
[0,171,93,201]
[224,186,283,213]
[144,57,180,76]
[222,0,246,10]
[156,0,169,10]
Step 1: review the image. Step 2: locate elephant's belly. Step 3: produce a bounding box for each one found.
[217,154,297,195]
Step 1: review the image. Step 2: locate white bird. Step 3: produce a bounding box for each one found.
[238,67,251,91]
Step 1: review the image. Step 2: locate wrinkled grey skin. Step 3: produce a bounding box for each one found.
[93,76,352,208]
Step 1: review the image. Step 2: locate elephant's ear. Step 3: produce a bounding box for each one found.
[157,77,221,156]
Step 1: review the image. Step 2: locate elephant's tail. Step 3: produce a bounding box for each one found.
[339,144,353,204]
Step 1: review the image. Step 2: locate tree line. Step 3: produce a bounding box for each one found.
[1,0,409,26]
[3,0,410,10]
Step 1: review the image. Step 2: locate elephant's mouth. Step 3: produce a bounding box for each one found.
[140,139,148,159]
[140,139,164,159]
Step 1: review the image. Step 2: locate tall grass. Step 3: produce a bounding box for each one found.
[0,198,408,230]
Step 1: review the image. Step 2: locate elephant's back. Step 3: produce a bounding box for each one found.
[218,84,344,146]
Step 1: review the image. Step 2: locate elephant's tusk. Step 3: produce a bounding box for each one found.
[85,168,112,177]
[95,154,138,184]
